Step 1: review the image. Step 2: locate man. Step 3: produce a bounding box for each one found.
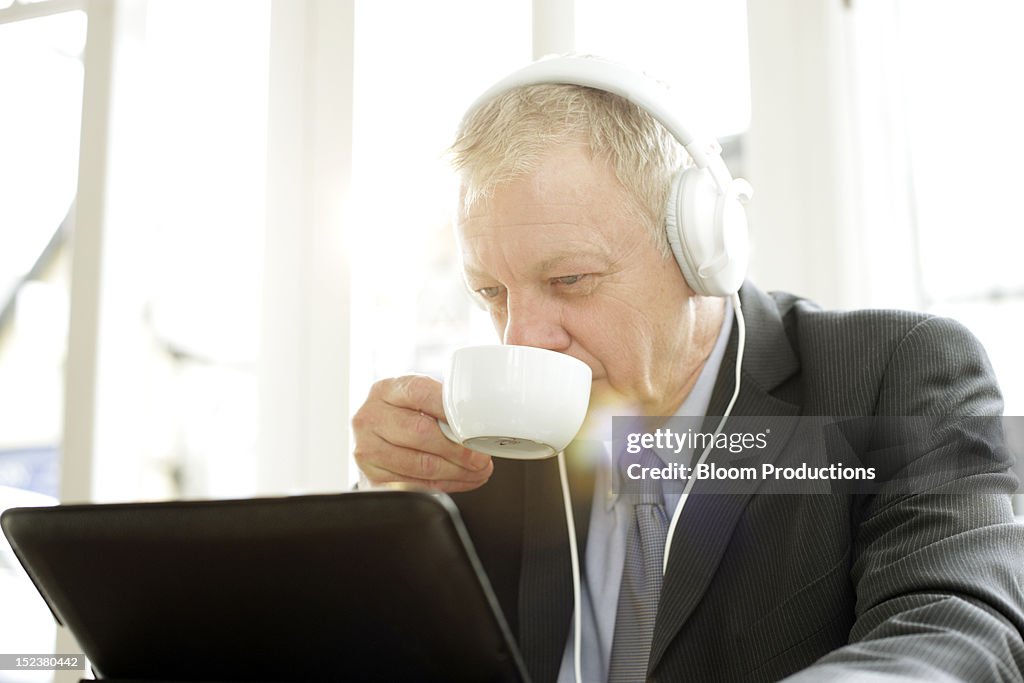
[352,59,1024,682]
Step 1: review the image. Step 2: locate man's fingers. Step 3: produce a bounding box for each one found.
[361,471,492,494]
[357,444,493,492]
[374,375,447,420]
[356,381,489,473]
[354,374,493,492]
[385,407,491,472]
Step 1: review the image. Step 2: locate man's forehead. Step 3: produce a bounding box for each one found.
[456,183,636,252]
[456,143,619,215]
[454,144,642,275]
[457,185,598,225]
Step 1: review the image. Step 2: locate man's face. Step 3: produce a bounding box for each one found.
[456,144,724,428]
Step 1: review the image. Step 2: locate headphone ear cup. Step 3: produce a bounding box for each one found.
[665,167,749,297]
[665,168,701,293]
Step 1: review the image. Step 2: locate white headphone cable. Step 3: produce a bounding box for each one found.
[557,449,583,683]
[663,292,745,574]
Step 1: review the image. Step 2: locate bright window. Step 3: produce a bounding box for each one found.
[0,10,84,472]
[575,0,751,139]
[895,0,1024,414]
[347,0,532,408]
[0,6,86,675]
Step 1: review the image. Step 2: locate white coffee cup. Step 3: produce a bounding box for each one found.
[438,345,592,459]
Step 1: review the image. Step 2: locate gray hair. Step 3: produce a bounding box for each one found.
[449,83,688,254]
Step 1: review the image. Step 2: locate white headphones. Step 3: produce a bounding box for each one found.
[463,55,753,297]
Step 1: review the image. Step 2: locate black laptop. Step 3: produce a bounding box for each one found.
[1,489,529,683]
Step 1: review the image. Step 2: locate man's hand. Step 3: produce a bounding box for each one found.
[352,375,494,492]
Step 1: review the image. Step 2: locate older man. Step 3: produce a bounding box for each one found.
[352,60,1024,683]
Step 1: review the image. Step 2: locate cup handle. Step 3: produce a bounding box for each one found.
[436,419,462,445]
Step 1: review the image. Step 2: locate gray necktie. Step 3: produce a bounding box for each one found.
[609,449,668,683]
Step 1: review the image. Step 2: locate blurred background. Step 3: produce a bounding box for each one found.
[1,0,1022,677]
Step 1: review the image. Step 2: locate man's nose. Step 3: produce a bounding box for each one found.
[502,292,571,350]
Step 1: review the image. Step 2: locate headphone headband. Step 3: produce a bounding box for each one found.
[463,55,735,192]
[462,55,751,297]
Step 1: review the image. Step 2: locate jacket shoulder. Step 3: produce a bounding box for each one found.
[766,291,1000,415]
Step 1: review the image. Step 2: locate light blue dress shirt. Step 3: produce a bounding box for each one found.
[557,299,733,683]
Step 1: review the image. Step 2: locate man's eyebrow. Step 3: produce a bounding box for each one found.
[535,248,612,273]
[462,266,492,282]
[462,246,613,282]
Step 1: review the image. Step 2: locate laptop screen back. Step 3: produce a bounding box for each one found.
[1,490,528,683]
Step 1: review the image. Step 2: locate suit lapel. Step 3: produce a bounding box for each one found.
[649,284,802,671]
[649,385,799,669]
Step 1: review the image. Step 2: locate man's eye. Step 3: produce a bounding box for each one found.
[554,274,583,286]
[475,286,502,299]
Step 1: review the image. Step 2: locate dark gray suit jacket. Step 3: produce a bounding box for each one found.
[451,283,1024,682]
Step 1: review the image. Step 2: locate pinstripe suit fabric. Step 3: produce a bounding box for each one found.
[451,283,1024,682]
